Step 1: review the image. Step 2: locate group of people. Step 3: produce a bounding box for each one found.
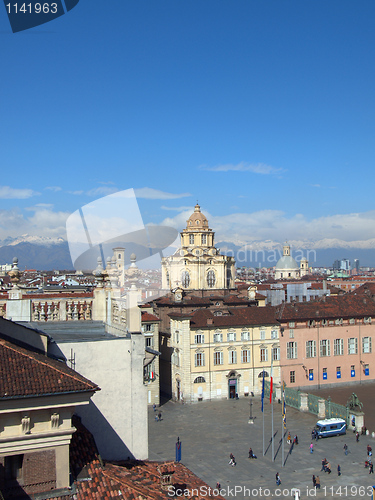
[286,432,298,445]
[312,475,321,489]
[228,447,258,466]
[311,428,319,441]
[365,443,374,473]
[321,458,331,474]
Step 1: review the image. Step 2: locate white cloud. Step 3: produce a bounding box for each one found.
[0,186,40,199]
[160,205,192,211]
[134,188,191,199]
[0,208,69,240]
[161,209,375,248]
[68,190,84,195]
[45,186,62,192]
[87,186,119,196]
[200,162,284,175]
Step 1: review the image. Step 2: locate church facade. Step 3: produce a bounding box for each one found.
[161,204,236,291]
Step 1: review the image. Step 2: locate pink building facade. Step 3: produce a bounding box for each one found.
[278,293,375,389]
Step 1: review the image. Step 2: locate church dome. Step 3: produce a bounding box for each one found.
[275,242,299,271]
[186,204,209,229]
[275,255,299,270]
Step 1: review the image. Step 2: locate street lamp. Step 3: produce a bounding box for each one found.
[248,394,254,424]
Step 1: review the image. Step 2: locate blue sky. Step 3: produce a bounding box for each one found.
[1,0,375,249]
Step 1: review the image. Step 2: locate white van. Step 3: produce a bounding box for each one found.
[315,418,346,438]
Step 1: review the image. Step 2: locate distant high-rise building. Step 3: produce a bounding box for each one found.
[340,259,351,271]
[333,260,340,271]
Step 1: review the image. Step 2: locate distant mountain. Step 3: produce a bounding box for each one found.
[217,240,375,268]
[0,239,73,270]
[0,235,374,270]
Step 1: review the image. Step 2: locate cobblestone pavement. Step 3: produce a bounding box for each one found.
[148,398,375,500]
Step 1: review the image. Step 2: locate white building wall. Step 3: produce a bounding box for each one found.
[53,334,147,461]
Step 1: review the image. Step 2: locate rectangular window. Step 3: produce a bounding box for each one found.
[322,367,327,380]
[336,366,341,378]
[320,339,331,357]
[289,329,294,338]
[201,234,207,245]
[334,338,344,356]
[306,340,316,358]
[260,329,266,340]
[214,351,223,365]
[195,334,205,344]
[309,369,314,380]
[146,337,153,348]
[287,342,297,359]
[241,330,250,341]
[271,329,278,339]
[227,331,236,342]
[348,338,358,354]
[189,234,194,245]
[272,347,280,361]
[195,352,205,367]
[362,337,372,354]
[260,348,268,362]
[289,321,295,328]
[145,323,153,332]
[241,349,250,363]
[290,371,295,383]
[229,350,237,364]
[213,332,223,343]
[5,455,23,481]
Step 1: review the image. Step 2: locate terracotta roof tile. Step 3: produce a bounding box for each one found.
[188,307,278,328]
[0,338,99,399]
[278,294,375,322]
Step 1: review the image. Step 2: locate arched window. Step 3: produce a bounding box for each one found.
[194,376,206,383]
[181,271,190,288]
[207,270,216,288]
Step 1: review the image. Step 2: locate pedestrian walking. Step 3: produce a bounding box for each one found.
[368,444,372,456]
[356,432,359,442]
[158,412,162,422]
[294,435,299,445]
[275,472,281,486]
[315,476,320,489]
[228,453,236,466]
[343,443,348,455]
[326,462,331,474]
[337,464,341,476]
[310,442,314,453]
[312,475,316,487]
[370,463,374,474]
[321,458,326,471]
[155,414,158,422]
[153,403,156,412]
[216,482,221,490]
[287,432,292,444]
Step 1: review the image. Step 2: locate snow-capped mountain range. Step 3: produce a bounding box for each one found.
[0,234,374,270]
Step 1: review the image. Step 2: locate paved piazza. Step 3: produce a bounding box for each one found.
[149,398,375,500]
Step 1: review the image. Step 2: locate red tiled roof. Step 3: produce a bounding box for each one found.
[278,294,375,322]
[188,307,278,329]
[0,338,99,399]
[142,312,161,322]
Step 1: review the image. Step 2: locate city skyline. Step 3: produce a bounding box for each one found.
[1,1,375,250]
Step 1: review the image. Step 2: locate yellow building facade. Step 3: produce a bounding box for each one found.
[169,307,281,403]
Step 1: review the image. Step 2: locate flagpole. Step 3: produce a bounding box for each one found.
[271,359,274,461]
[262,369,265,456]
[282,381,285,467]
